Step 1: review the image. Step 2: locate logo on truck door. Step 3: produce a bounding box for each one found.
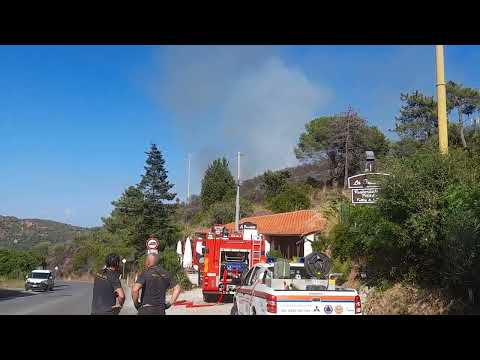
[324,305,333,314]
[334,305,343,314]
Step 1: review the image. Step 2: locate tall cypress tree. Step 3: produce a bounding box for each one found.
[138,144,178,249]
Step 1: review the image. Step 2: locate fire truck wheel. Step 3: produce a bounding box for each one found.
[203,293,218,303]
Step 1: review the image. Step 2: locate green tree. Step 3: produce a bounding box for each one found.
[295,116,337,162]
[296,110,389,188]
[0,249,43,278]
[260,170,290,199]
[31,241,51,269]
[200,157,236,210]
[138,144,179,249]
[103,186,147,254]
[446,81,480,148]
[71,230,134,274]
[395,91,438,141]
[394,83,480,150]
[266,184,312,213]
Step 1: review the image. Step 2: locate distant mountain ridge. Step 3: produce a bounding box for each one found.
[0,215,91,249]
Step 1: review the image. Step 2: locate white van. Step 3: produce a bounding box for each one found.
[25,270,55,292]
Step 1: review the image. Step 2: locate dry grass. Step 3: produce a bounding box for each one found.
[362,283,465,315]
[0,277,25,289]
[60,273,94,283]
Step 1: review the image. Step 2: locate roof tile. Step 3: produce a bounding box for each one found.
[196,210,326,236]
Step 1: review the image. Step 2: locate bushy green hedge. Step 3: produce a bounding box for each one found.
[71,230,134,274]
[328,149,480,297]
[0,248,43,278]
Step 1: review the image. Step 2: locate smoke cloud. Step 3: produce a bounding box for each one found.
[152,46,333,193]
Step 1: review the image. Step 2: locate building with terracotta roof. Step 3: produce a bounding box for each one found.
[195,210,326,259]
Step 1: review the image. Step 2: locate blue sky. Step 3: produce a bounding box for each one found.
[1,45,479,227]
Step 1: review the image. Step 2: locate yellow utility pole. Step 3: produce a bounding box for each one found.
[436,45,449,154]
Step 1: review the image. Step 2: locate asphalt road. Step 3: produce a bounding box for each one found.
[0,281,93,315]
[0,279,233,315]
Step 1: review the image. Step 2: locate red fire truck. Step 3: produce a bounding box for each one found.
[199,222,266,302]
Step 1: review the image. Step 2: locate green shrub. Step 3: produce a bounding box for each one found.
[71,230,134,274]
[329,148,480,298]
[0,248,43,278]
[158,248,192,290]
[266,184,312,213]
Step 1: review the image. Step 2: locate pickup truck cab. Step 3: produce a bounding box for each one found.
[25,270,55,292]
[232,262,361,315]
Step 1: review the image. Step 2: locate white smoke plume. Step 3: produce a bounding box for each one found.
[151,46,333,194]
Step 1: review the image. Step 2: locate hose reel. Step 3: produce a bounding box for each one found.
[304,252,331,279]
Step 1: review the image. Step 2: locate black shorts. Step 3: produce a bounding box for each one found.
[138,306,165,315]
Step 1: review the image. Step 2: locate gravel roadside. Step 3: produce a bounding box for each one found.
[120,282,232,315]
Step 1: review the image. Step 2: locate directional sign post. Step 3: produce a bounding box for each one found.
[347,172,390,205]
[352,187,380,204]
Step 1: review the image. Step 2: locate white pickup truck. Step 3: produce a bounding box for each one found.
[232,262,362,315]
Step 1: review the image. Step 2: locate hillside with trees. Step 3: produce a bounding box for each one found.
[0,216,90,250]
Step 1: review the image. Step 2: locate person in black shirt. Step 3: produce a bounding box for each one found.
[91,253,125,315]
[132,253,182,315]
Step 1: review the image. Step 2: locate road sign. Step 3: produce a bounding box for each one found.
[122,258,126,264]
[347,173,390,189]
[146,238,159,250]
[352,187,379,204]
[147,249,158,255]
[54,266,59,271]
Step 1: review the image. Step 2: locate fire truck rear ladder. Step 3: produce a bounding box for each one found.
[251,238,262,265]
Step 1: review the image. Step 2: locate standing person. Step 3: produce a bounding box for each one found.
[132,253,182,315]
[91,253,125,315]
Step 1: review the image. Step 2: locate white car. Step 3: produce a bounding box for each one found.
[231,262,362,315]
[25,270,55,292]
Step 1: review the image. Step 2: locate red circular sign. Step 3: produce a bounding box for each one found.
[146,238,159,250]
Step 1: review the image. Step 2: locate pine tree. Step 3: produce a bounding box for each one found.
[138,144,179,249]
[138,144,176,203]
[200,157,236,211]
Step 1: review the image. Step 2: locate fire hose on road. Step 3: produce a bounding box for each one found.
[172,267,228,308]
